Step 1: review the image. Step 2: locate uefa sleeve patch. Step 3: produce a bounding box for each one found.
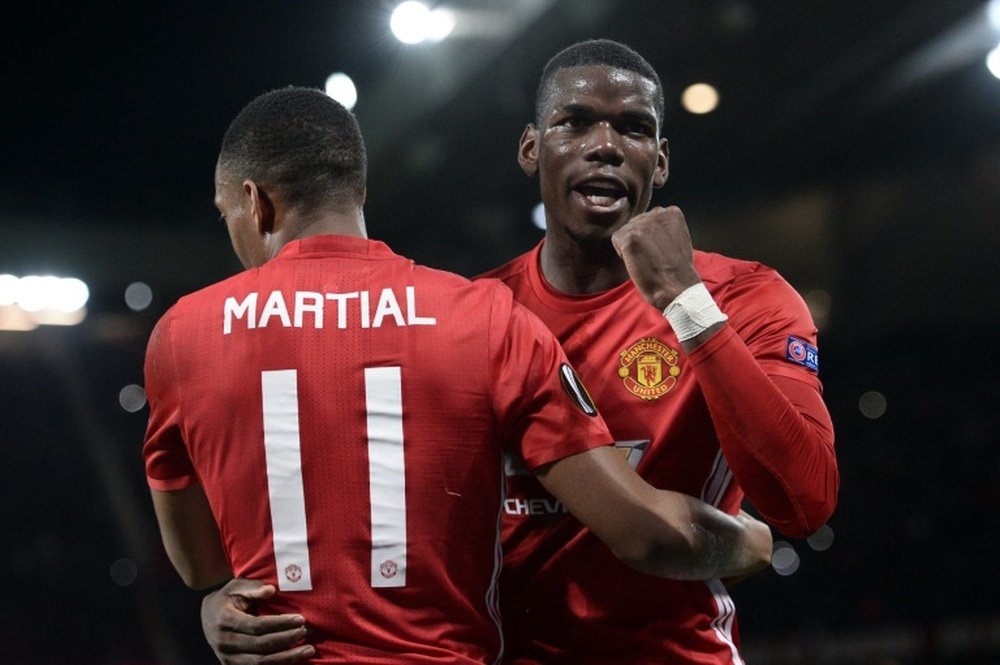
[559,363,598,417]
[785,336,819,372]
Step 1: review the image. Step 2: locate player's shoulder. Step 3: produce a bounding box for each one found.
[412,261,512,300]
[408,261,519,326]
[475,249,534,286]
[695,249,788,290]
[171,270,256,315]
[409,261,474,288]
[695,250,812,328]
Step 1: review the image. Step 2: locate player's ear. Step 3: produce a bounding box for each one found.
[244,180,275,236]
[518,124,540,178]
[653,138,669,189]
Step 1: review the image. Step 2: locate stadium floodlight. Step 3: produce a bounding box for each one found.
[325,72,358,110]
[426,7,455,42]
[989,0,1000,31]
[0,274,18,306]
[51,277,90,313]
[390,2,454,45]
[988,42,1000,80]
[0,273,90,330]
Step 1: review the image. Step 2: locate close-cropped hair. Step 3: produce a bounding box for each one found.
[535,38,665,127]
[218,86,367,212]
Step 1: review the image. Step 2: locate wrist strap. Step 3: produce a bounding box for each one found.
[663,282,728,341]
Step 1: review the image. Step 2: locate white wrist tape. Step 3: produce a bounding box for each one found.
[663,282,728,341]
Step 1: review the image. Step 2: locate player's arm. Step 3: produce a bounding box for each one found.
[535,445,772,580]
[143,313,233,589]
[150,485,233,589]
[612,206,838,537]
[682,326,836,537]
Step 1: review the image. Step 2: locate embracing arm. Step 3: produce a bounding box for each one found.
[150,485,232,590]
[535,445,772,580]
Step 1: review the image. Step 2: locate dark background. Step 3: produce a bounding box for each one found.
[2,1,999,663]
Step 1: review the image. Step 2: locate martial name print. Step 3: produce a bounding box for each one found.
[223,286,437,334]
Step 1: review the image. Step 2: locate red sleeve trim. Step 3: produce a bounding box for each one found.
[147,474,198,492]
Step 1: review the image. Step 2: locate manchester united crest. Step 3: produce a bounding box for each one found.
[284,564,303,583]
[379,559,399,579]
[618,337,681,400]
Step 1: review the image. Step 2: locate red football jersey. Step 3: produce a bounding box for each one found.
[143,235,614,664]
[481,241,835,665]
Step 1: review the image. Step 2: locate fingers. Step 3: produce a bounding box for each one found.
[222,578,278,601]
[227,612,306,637]
[209,614,315,664]
[215,623,311,655]
[611,206,699,309]
[215,642,315,665]
[612,206,687,251]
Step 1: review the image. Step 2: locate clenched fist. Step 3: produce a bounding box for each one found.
[611,206,702,311]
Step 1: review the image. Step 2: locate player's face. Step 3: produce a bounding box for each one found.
[521,65,668,243]
[214,164,269,269]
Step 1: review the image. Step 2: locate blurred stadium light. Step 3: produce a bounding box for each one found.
[0,274,89,330]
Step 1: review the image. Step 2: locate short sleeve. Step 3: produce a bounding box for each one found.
[142,309,198,491]
[486,285,614,470]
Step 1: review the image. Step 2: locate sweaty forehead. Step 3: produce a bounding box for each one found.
[542,65,658,113]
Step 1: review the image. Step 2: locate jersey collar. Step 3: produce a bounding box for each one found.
[526,240,635,314]
[276,234,395,260]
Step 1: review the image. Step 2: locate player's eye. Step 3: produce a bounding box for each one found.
[622,120,654,136]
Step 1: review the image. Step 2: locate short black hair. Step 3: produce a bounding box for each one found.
[535,39,664,127]
[218,86,367,212]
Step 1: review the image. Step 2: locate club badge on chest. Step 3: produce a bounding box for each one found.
[617,337,682,400]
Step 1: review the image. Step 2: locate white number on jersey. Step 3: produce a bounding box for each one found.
[260,367,407,591]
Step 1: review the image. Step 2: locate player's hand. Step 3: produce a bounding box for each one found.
[201,577,315,664]
[611,206,701,311]
[722,510,773,586]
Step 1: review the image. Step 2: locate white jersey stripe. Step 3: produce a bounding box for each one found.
[261,369,313,591]
[365,366,407,588]
[701,449,733,507]
[706,578,744,665]
[701,453,742,663]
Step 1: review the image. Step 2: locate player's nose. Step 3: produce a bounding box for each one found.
[583,122,625,166]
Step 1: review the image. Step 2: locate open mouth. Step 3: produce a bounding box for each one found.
[574,182,627,208]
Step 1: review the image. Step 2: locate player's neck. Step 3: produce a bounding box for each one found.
[290,208,368,242]
[268,208,367,259]
[539,235,629,295]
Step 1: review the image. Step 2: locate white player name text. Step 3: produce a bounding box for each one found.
[223,287,436,334]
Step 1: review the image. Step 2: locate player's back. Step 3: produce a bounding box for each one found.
[160,235,509,663]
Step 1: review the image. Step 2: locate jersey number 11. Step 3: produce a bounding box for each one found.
[260,367,407,592]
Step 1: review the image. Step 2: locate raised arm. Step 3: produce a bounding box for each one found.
[612,205,838,537]
[683,326,836,536]
[535,445,772,580]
